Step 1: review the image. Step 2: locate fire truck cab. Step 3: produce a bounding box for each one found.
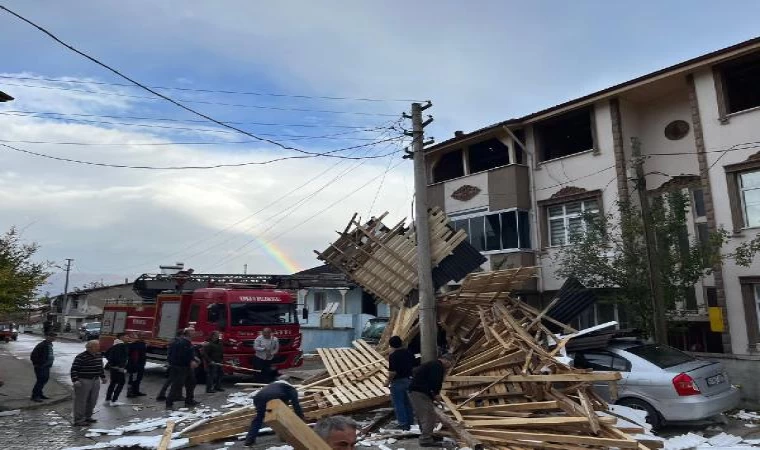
[100,274,303,374]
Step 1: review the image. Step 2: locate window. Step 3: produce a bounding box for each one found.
[468,138,510,173]
[692,189,706,218]
[452,209,531,252]
[535,107,594,162]
[189,304,200,322]
[313,292,327,311]
[432,149,464,183]
[740,170,760,227]
[547,199,599,246]
[696,222,711,269]
[574,351,631,372]
[721,52,760,114]
[625,344,694,369]
[229,303,297,326]
[207,303,227,327]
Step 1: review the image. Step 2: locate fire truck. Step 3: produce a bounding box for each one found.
[99,273,304,375]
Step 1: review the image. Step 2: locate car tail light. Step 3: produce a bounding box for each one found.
[672,373,701,396]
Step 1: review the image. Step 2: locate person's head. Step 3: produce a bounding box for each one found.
[181,328,193,338]
[115,333,126,341]
[86,339,100,354]
[439,353,454,369]
[388,335,403,349]
[315,416,358,450]
[44,331,57,342]
[210,330,220,341]
[261,328,272,338]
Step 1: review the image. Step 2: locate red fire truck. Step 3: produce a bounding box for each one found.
[99,273,303,375]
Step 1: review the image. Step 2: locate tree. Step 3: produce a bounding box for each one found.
[553,190,759,336]
[0,227,51,312]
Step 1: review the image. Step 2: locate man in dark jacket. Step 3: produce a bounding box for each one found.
[388,335,416,430]
[156,330,182,401]
[201,331,224,393]
[126,333,148,397]
[244,379,304,447]
[166,328,200,409]
[30,332,56,402]
[104,333,129,406]
[408,353,453,447]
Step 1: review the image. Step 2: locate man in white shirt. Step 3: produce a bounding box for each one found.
[253,328,279,382]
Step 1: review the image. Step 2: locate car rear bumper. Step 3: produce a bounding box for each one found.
[659,386,740,421]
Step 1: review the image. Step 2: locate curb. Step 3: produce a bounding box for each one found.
[1,392,73,412]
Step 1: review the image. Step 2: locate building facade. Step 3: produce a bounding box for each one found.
[424,38,760,402]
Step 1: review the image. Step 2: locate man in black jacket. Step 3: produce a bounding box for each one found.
[30,332,56,402]
[104,333,129,406]
[408,353,453,447]
[166,328,200,409]
[126,333,148,398]
[244,379,304,447]
[201,331,224,393]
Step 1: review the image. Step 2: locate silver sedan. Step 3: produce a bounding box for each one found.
[573,341,740,428]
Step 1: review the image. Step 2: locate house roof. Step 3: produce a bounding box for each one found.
[425,36,760,154]
[293,264,342,276]
[53,282,132,299]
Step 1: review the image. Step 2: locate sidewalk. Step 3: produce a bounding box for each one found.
[0,351,71,411]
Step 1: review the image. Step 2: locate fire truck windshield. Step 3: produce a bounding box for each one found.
[229,303,297,326]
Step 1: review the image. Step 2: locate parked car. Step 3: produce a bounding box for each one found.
[361,317,389,345]
[79,322,101,341]
[572,340,739,428]
[0,323,18,342]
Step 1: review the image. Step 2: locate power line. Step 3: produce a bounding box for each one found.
[0,111,400,141]
[0,5,402,159]
[366,150,397,218]
[0,81,401,117]
[205,155,408,271]
[0,74,427,103]
[190,131,408,264]
[1,109,382,129]
[0,138,404,170]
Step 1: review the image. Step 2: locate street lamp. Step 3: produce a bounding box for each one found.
[0,91,13,102]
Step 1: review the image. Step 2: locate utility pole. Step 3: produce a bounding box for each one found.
[243,264,248,275]
[62,258,73,321]
[631,138,668,344]
[405,102,436,362]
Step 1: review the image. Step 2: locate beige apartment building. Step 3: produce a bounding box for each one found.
[424,38,760,402]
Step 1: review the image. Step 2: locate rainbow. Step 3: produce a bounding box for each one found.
[251,235,301,274]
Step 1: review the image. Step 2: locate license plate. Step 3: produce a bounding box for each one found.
[706,374,726,386]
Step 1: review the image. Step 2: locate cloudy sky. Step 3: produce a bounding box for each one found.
[1,1,759,295]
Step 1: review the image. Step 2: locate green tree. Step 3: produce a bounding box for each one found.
[553,191,759,336]
[0,227,51,312]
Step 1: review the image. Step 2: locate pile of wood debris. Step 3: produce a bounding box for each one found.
[182,211,652,449]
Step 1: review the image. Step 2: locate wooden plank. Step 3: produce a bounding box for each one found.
[469,430,639,448]
[577,388,601,434]
[464,416,600,428]
[458,401,559,414]
[264,399,331,450]
[440,393,463,422]
[434,408,485,450]
[446,372,621,383]
[157,420,175,450]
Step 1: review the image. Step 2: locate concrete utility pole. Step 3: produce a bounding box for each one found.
[631,138,668,344]
[405,102,436,362]
[243,264,248,275]
[62,258,73,319]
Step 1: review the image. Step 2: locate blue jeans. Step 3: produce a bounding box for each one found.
[32,366,50,399]
[390,377,414,428]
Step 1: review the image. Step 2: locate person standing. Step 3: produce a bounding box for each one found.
[201,331,224,393]
[30,332,56,402]
[408,353,454,447]
[253,328,279,383]
[126,333,148,398]
[104,333,129,406]
[156,330,182,401]
[387,336,415,431]
[71,340,107,426]
[166,328,200,409]
[244,379,304,447]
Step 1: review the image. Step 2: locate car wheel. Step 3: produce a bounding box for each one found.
[617,397,663,430]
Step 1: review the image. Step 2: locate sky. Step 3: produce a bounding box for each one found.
[1,1,759,295]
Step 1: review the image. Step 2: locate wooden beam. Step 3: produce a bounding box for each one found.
[157,420,175,450]
[264,399,331,450]
[470,430,639,448]
[434,408,484,450]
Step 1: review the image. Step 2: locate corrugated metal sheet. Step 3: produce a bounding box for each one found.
[432,240,487,289]
[545,277,597,330]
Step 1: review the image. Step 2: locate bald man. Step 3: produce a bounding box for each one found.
[70,340,107,426]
